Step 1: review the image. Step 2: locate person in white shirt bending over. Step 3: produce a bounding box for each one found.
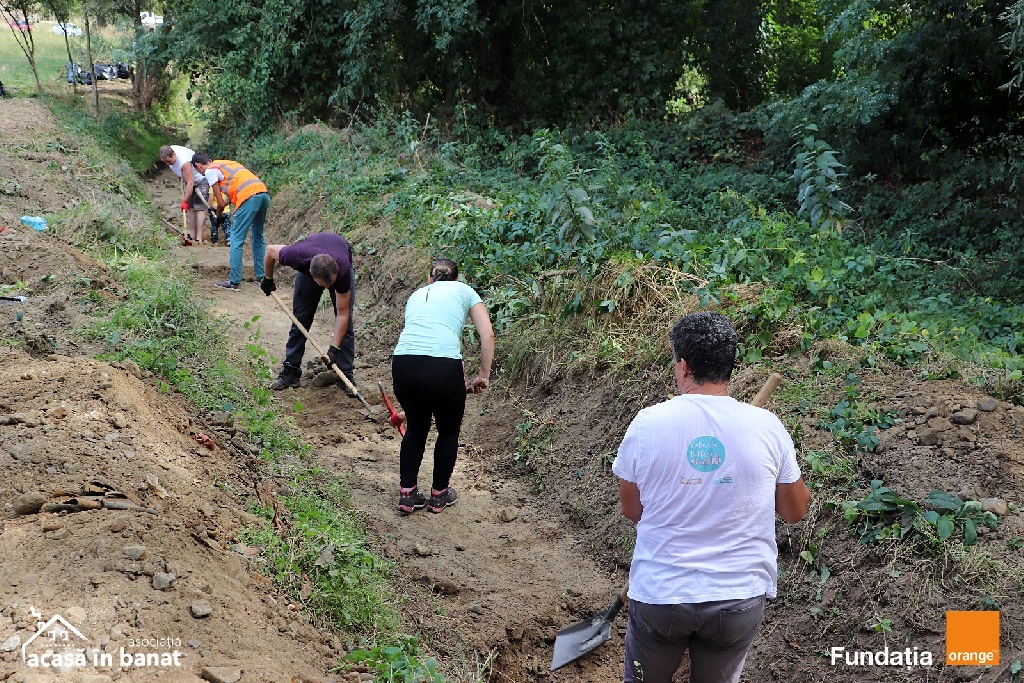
[159,144,209,244]
[613,311,810,683]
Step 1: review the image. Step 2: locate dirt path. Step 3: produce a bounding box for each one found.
[150,170,630,682]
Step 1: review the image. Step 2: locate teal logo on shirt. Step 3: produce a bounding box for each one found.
[687,436,726,472]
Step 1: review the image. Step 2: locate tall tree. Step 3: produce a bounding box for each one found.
[44,0,79,93]
[0,0,43,94]
[160,0,710,138]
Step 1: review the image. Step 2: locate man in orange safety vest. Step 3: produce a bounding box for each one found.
[192,152,270,290]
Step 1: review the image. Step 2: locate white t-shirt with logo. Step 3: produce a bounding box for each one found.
[612,393,801,604]
[168,145,203,183]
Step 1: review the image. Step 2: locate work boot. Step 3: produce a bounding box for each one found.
[337,371,357,398]
[397,486,427,514]
[428,487,458,513]
[269,370,301,391]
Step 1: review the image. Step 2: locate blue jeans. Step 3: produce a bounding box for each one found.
[228,192,269,285]
[281,269,355,376]
[624,595,766,683]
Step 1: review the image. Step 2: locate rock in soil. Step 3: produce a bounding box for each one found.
[201,667,243,683]
[13,492,47,515]
[191,600,214,618]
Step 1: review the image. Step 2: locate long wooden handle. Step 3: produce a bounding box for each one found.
[268,290,372,411]
[751,372,782,408]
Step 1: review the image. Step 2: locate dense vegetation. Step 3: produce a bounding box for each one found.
[239,110,1022,397]
[9,0,1021,386]
[138,0,1024,392]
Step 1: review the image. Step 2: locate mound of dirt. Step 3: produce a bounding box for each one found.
[0,349,342,682]
[0,99,85,229]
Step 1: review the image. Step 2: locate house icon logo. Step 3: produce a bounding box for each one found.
[21,612,91,669]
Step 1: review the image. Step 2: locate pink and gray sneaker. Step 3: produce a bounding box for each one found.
[398,486,427,514]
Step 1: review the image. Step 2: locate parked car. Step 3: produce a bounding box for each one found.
[114,62,133,79]
[140,11,163,27]
[52,22,83,37]
[9,19,30,30]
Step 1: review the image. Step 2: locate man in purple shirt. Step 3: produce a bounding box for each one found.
[260,232,356,394]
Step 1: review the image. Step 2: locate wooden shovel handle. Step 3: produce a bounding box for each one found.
[751,372,782,408]
[268,291,372,411]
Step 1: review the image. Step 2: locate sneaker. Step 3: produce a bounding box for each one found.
[397,487,427,514]
[428,487,458,513]
[269,372,301,391]
[215,281,239,290]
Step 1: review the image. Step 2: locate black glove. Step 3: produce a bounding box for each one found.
[260,277,276,296]
[326,345,343,369]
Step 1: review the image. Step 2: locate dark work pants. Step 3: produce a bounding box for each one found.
[281,270,355,377]
[391,354,466,491]
[624,595,766,683]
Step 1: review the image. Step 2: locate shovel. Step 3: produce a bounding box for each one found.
[549,372,784,670]
[267,290,378,415]
[551,583,629,670]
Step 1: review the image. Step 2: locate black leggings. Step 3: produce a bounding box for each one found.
[391,354,466,491]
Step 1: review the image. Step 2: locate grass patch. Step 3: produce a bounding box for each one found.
[0,23,126,92]
[240,480,398,635]
[45,90,169,175]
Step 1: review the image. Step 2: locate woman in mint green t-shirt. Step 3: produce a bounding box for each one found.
[391,258,495,515]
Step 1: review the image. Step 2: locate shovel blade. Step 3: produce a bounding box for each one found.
[550,596,623,670]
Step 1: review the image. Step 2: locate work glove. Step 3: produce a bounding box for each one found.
[260,277,276,296]
[180,200,189,211]
[326,345,343,369]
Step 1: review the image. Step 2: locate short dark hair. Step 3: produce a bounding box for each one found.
[429,258,458,282]
[669,311,738,384]
[192,152,211,165]
[310,254,339,281]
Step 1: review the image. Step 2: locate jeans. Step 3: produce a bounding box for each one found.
[624,595,766,683]
[228,192,269,285]
[281,269,355,376]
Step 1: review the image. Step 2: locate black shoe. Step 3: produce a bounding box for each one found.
[215,281,239,290]
[428,487,458,513]
[269,373,301,390]
[397,487,427,514]
[337,372,357,397]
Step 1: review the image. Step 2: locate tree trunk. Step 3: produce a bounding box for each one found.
[130,0,159,110]
[1,4,43,95]
[83,1,98,112]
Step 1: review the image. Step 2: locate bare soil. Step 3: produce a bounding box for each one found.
[3,97,1024,683]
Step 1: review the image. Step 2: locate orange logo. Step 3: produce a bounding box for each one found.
[946,611,999,666]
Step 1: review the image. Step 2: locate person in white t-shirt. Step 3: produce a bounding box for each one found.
[612,311,810,683]
[159,144,210,244]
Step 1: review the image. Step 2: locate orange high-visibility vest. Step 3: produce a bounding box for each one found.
[209,160,268,208]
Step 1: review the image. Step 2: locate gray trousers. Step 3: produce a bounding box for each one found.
[624,595,766,683]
